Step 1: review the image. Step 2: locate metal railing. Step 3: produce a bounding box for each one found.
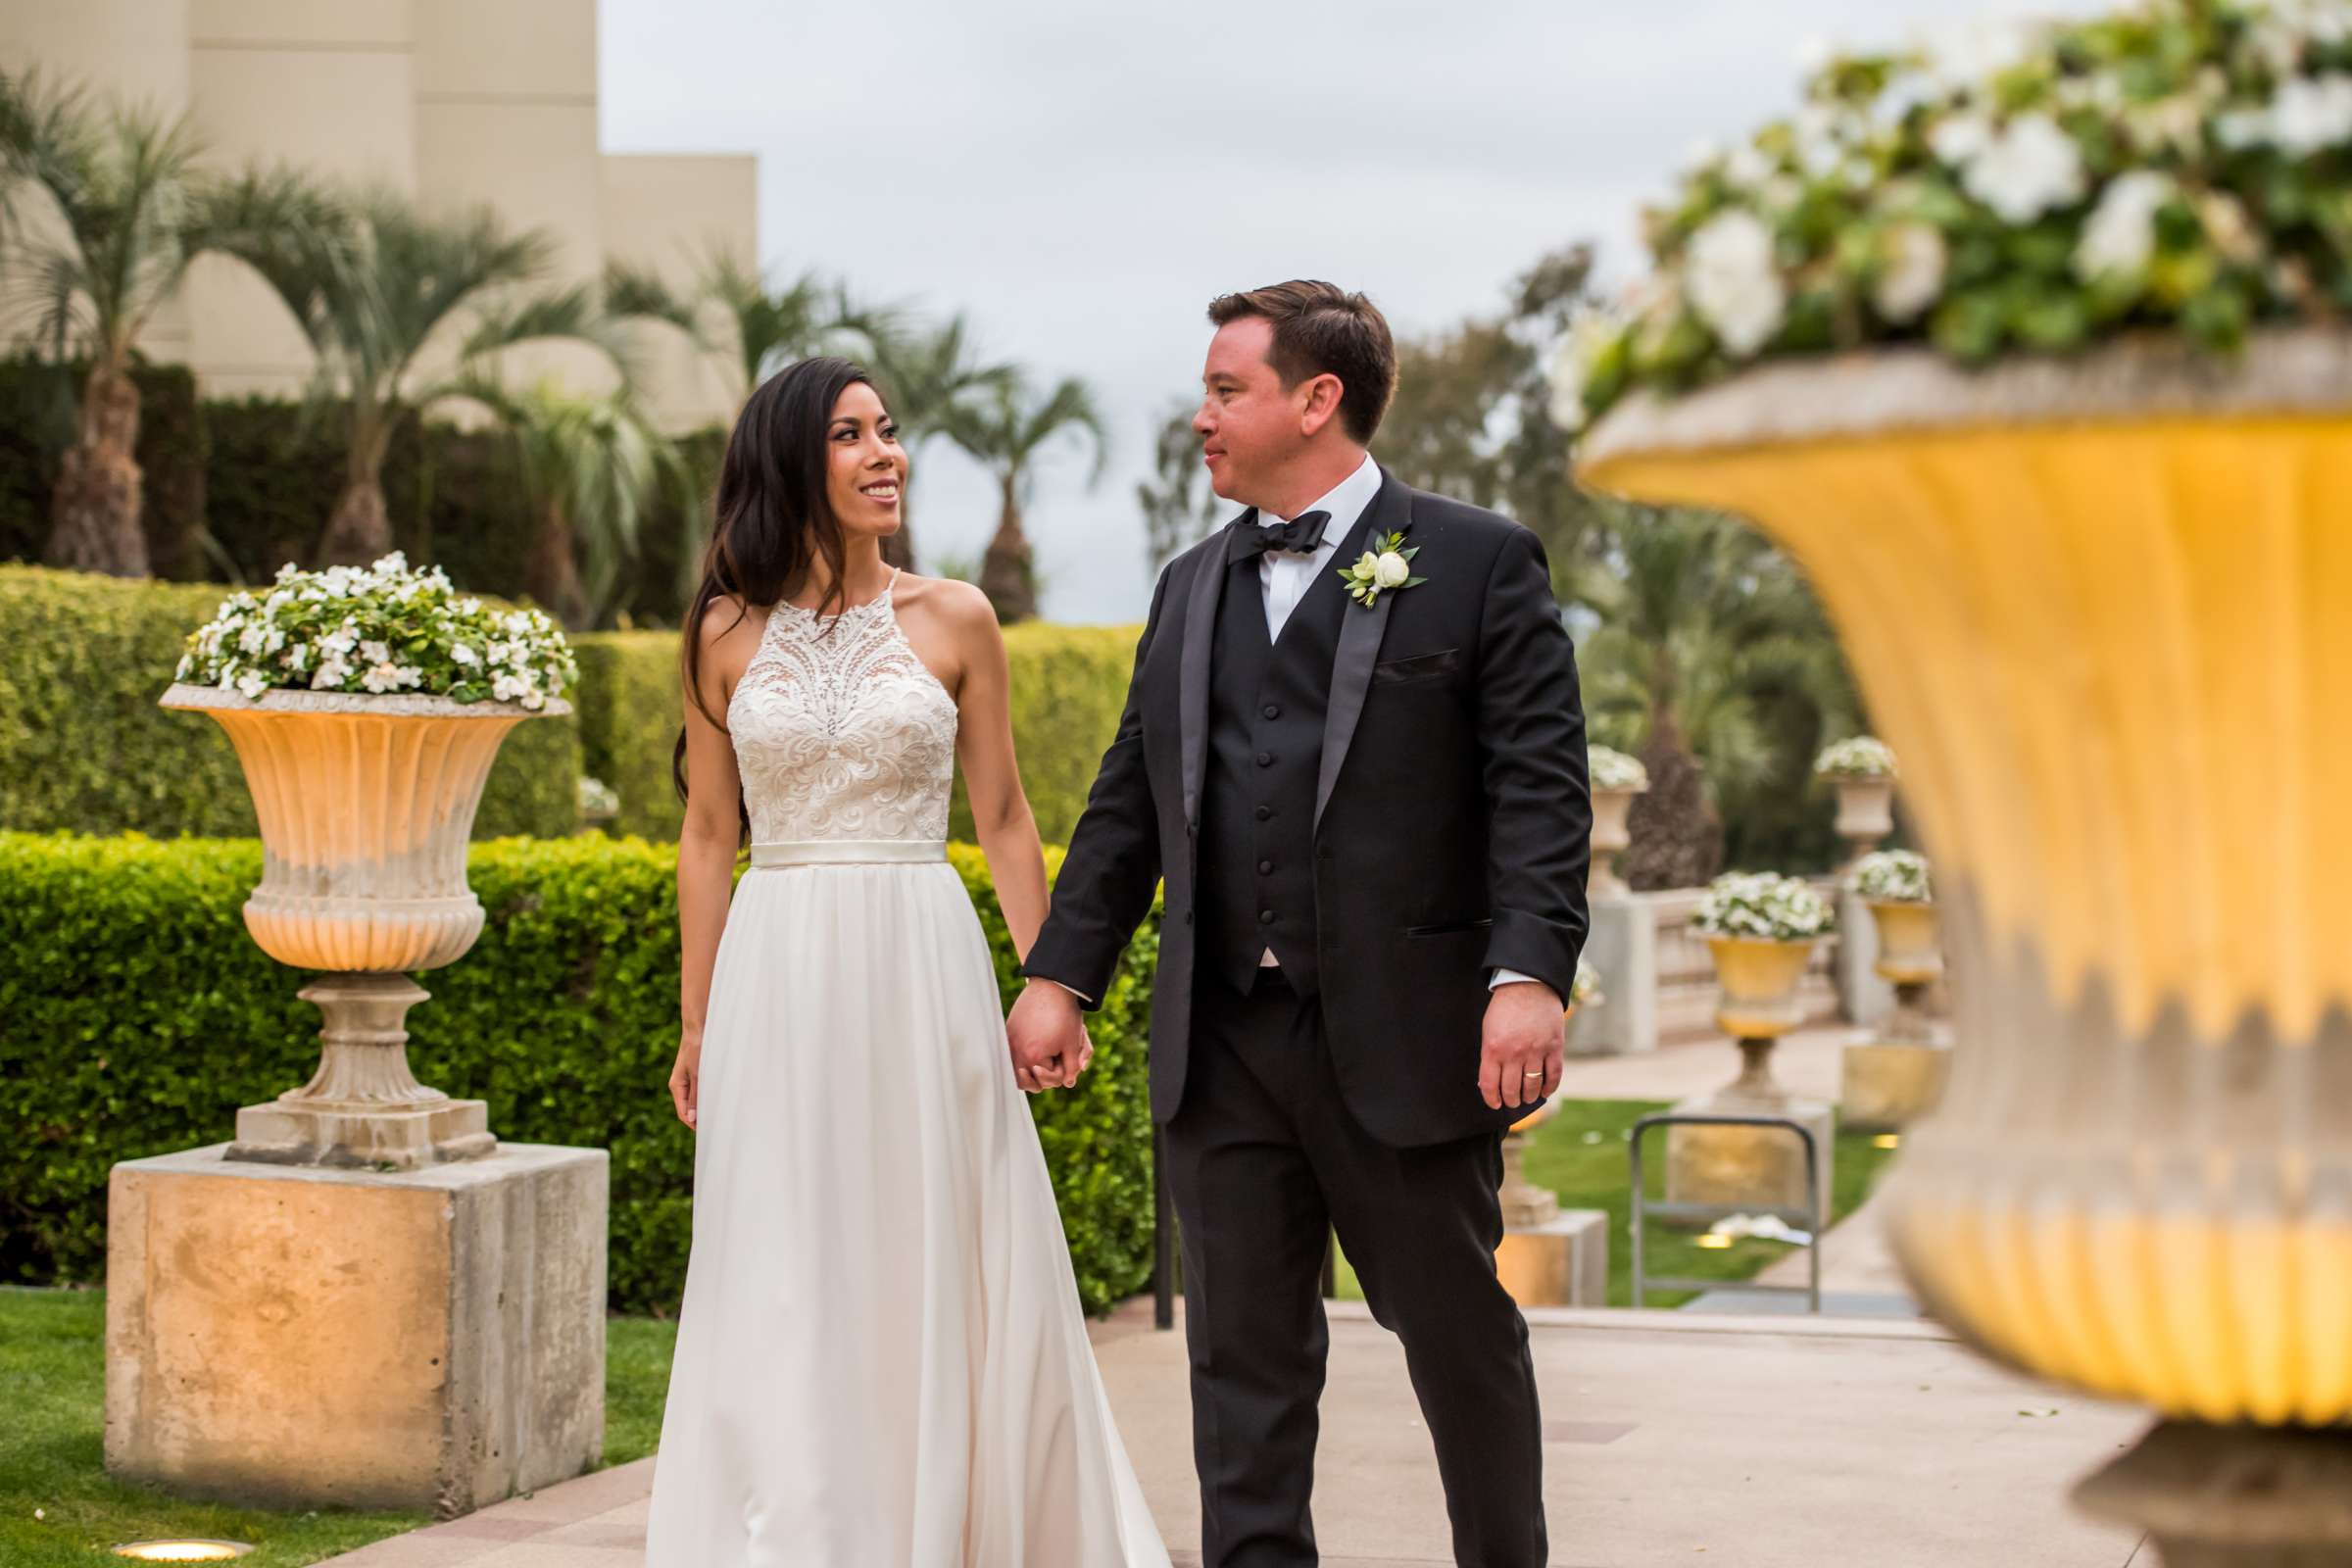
[1628,1110,1823,1313]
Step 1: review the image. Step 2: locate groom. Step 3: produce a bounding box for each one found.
[1007,279,1591,1567]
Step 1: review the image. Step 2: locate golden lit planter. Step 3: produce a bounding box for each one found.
[1707,934,1817,1047]
[1828,775,1896,868]
[158,683,568,1169]
[1589,786,1642,898]
[1584,327,2352,1433]
[1867,898,1943,1044]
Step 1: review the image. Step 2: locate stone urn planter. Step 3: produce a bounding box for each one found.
[158,683,568,1170]
[1585,325,2352,1553]
[1866,898,1942,1040]
[1586,745,1648,899]
[1817,738,1899,873]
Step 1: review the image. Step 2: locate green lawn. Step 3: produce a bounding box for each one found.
[0,1285,682,1568]
[1333,1098,1899,1308]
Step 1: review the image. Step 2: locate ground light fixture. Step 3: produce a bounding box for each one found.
[112,1542,254,1560]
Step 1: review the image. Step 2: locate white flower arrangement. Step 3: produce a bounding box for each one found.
[1815,735,1899,778]
[578,774,621,819]
[1550,0,2352,429]
[1589,744,1651,793]
[1571,956,1603,1007]
[1851,848,1934,903]
[173,552,577,710]
[1692,871,1838,942]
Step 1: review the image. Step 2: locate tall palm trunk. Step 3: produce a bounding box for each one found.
[527,496,590,629]
[318,416,399,567]
[978,471,1036,623]
[1623,709,1724,891]
[43,358,148,576]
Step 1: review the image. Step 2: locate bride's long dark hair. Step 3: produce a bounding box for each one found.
[671,356,879,844]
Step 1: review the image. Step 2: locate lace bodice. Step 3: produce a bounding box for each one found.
[727,569,958,843]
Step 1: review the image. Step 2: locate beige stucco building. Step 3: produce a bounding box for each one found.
[0,0,753,431]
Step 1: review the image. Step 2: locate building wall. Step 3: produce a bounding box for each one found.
[0,0,754,428]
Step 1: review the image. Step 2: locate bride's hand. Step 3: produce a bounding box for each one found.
[669,1031,701,1131]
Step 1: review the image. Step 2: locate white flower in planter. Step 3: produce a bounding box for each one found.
[1815,735,1898,778]
[1588,745,1650,793]
[2076,172,2176,281]
[1874,222,1948,322]
[1961,114,2086,223]
[1692,871,1838,942]
[1687,209,1787,355]
[1851,849,1934,904]
[2269,73,2352,154]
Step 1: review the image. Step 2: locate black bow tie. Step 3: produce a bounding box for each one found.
[1228,510,1333,564]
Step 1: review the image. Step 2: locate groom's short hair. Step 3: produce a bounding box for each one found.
[1206,280,1396,445]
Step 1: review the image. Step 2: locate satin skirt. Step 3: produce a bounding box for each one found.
[642,839,1169,1566]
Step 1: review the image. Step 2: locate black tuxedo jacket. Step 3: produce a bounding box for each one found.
[1022,466,1592,1147]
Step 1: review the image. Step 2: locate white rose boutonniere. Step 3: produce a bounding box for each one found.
[1337,527,1428,609]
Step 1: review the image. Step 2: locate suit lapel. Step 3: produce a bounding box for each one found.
[1314,471,1410,832]
[1179,514,1247,827]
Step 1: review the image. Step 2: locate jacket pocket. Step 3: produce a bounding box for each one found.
[1371,646,1462,684]
[1403,916,1494,937]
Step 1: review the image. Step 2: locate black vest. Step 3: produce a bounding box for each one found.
[1197,520,1366,999]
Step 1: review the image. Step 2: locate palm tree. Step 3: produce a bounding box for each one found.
[860,313,1013,569]
[1579,505,1857,886]
[0,72,323,575]
[942,372,1106,624]
[455,372,680,629]
[1137,400,1222,574]
[220,186,631,566]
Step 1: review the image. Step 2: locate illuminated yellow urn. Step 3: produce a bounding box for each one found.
[1665,935,1835,1223]
[158,684,567,1169]
[1584,329,2352,1492]
[1589,786,1642,898]
[1841,899,1951,1132]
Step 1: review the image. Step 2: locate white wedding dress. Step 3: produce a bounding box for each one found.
[643,567,1169,1567]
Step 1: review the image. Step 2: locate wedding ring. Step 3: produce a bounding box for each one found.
[1523,1070,1543,1080]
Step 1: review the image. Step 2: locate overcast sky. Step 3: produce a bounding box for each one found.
[599,0,2088,623]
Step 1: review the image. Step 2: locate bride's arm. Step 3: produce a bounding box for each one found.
[671,599,758,1128]
[943,583,1050,961]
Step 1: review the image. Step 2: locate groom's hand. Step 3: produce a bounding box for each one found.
[1006,978,1093,1093]
[1481,980,1566,1110]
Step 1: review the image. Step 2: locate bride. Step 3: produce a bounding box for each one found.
[642,356,1170,1566]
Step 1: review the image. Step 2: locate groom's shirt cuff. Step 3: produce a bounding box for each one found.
[1489,966,1541,991]
[1040,977,1096,1006]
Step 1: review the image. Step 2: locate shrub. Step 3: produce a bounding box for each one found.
[0,564,578,840]
[0,829,1160,1316]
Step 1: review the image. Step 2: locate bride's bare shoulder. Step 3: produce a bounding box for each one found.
[895,572,996,635]
[687,593,768,702]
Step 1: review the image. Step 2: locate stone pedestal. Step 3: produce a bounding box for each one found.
[1841,1041,1952,1132]
[106,1141,609,1519]
[1568,896,1656,1056]
[1835,886,1894,1029]
[1665,1089,1836,1226]
[1494,1209,1609,1307]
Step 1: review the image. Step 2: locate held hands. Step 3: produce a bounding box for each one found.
[1481,979,1566,1111]
[669,1028,702,1131]
[1004,978,1095,1094]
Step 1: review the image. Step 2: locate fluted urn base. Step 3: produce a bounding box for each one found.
[2076,1422,2352,1567]
[228,973,496,1171]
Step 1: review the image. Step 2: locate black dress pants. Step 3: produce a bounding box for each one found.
[1160,964,1547,1567]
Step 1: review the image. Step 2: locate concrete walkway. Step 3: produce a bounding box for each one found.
[1557,1022,1854,1105]
[317,1298,2147,1568]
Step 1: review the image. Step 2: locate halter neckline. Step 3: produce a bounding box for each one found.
[777,565,900,619]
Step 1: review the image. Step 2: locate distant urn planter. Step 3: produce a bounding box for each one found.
[1586,326,2352,1542]
[1866,898,1942,1044]
[1586,746,1649,898]
[159,683,568,1169]
[1831,777,1895,863]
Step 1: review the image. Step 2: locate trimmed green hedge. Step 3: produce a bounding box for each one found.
[0,564,580,840]
[568,620,1145,846]
[0,830,1159,1317]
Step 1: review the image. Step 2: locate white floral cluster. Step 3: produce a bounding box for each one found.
[1851,848,1934,903]
[174,552,577,710]
[1588,744,1651,793]
[1815,735,1898,778]
[578,774,621,818]
[1692,871,1838,941]
[1571,956,1603,1006]
[1549,0,2352,428]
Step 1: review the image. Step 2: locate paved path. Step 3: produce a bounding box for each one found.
[1557,1022,1855,1104]
[318,1298,2147,1568]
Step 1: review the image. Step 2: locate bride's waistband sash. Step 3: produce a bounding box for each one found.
[747,838,948,868]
